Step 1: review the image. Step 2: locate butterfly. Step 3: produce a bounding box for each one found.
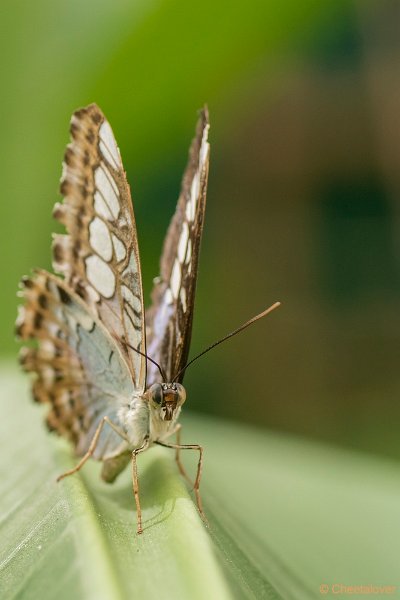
[16,104,280,534]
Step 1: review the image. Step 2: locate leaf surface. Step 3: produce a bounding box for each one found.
[2,365,400,599]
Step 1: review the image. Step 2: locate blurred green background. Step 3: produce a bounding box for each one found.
[2,0,400,459]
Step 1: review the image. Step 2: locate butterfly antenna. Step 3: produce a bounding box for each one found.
[124,342,167,381]
[172,301,281,382]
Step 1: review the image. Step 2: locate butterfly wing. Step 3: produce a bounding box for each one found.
[16,271,136,459]
[146,108,210,383]
[52,103,146,389]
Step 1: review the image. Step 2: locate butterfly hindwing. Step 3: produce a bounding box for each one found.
[146,108,210,383]
[16,271,134,459]
[52,103,146,390]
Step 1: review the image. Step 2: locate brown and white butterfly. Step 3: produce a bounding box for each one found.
[16,104,280,534]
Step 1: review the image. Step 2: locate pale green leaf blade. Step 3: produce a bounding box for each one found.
[0,366,231,600]
[2,364,400,599]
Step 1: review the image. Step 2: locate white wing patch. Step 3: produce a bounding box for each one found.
[170,259,181,299]
[85,254,116,298]
[180,287,187,312]
[112,234,126,262]
[94,191,114,221]
[177,221,189,263]
[94,166,120,220]
[186,173,200,221]
[99,121,122,169]
[89,217,113,261]
[165,288,174,305]
[71,307,96,332]
[185,239,192,264]
[122,285,141,314]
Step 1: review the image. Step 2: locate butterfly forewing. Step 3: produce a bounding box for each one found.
[16,271,134,459]
[52,104,146,390]
[146,108,210,383]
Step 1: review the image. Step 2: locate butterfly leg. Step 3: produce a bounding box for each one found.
[155,440,206,522]
[56,416,128,482]
[131,436,150,535]
[172,424,194,488]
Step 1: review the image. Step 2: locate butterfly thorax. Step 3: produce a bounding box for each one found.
[146,382,186,442]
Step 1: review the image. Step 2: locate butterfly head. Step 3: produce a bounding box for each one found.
[147,382,186,421]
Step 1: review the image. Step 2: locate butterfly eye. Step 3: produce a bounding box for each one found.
[174,383,186,403]
[151,384,163,405]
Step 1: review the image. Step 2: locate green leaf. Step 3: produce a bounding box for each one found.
[2,364,400,599]
[1,365,231,600]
